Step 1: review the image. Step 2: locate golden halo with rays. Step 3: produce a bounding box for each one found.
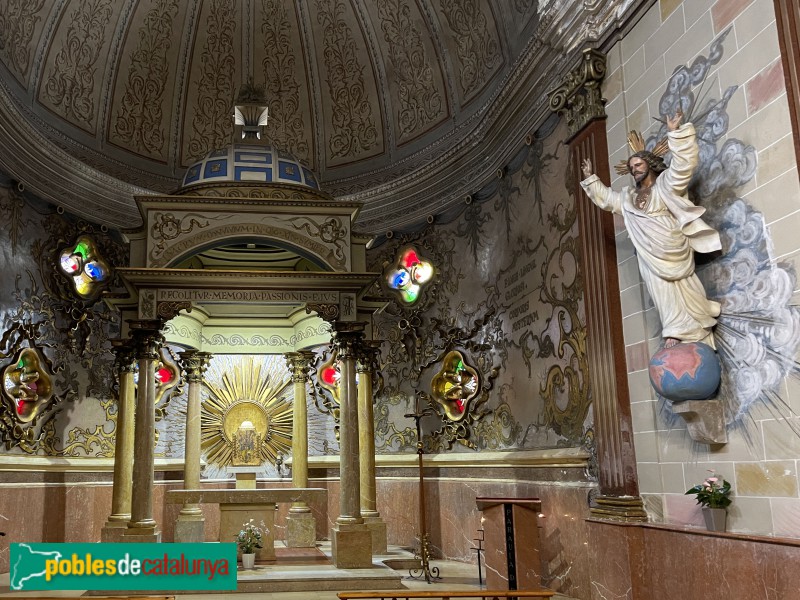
[200,355,293,468]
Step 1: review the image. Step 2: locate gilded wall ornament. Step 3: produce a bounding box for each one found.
[384,246,434,305]
[201,356,292,467]
[430,350,479,422]
[2,347,54,424]
[0,324,67,452]
[57,235,111,301]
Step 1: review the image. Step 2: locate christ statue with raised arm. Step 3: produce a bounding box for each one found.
[580,110,721,349]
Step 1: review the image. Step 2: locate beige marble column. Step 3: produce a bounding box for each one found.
[124,320,163,542]
[331,321,372,568]
[285,350,316,547]
[357,340,387,554]
[101,339,136,542]
[174,350,211,543]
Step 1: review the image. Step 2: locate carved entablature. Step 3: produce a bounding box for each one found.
[125,192,362,274]
[548,48,607,138]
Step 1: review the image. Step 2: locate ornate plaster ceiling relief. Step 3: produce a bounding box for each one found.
[180,0,240,166]
[255,0,314,168]
[0,0,651,229]
[369,0,448,144]
[108,0,186,161]
[311,0,383,166]
[37,0,120,135]
[0,0,52,85]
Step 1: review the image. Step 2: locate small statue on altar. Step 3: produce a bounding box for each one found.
[233,420,261,466]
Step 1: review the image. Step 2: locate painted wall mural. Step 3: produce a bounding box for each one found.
[643,28,800,432]
[367,116,590,455]
[0,181,128,455]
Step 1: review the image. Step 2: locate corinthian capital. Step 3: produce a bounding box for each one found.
[285,351,316,383]
[178,350,212,383]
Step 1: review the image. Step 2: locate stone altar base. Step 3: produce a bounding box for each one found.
[174,513,205,543]
[235,542,403,593]
[364,516,388,555]
[220,503,276,561]
[286,510,316,547]
[331,523,372,568]
[100,520,128,543]
[121,527,161,543]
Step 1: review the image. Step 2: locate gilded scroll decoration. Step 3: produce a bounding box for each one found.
[201,356,293,467]
[0,324,69,452]
[57,235,112,301]
[291,217,347,265]
[259,0,310,162]
[42,0,114,127]
[112,0,180,157]
[439,0,501,95]
[0,0,46,76]
[376,0,443,138]
[186,0,237,160]
[150,212,210,263]
[315,0,378,158]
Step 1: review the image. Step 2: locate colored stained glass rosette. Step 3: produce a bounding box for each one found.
[385,248,434,304]
[58,236,111,300]
[133,352,179,406]
[2,347,54,423]
[318,351,358,404]
[431,350,480,422]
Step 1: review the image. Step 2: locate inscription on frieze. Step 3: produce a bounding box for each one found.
[157,289,339,303]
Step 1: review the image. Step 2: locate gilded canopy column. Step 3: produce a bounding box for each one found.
[357,340,387,554]
[330,321,372,568]
[285,350,317,548]
[124,319,164,541]
[101,339,136,542]
[174,349,211,543]
[549,48,645,521]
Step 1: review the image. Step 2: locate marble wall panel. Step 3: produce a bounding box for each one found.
[588,520,800,600]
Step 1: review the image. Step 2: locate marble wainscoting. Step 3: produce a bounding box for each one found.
[587,519,800,600]
[307,449,595,600]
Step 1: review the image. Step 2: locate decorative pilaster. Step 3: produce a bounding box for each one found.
[174,349,211,543]
[357,340,387,554]
[550,49,645,521]
[101,339,136,542]
[124,319,164,541]
[330,321,373,568]
[548,48,607,139]
[285,350,317,548]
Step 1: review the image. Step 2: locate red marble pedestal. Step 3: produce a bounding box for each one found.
[476,497,543,590]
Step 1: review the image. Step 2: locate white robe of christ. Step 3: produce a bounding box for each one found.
[580,123,721,348]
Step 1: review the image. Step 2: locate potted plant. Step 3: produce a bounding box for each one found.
[685,470,732,531]
[235,519,264,569]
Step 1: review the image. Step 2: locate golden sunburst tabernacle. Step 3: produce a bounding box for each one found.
[200,355,293,468]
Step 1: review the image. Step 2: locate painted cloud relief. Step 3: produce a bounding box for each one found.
[647,27,800,426]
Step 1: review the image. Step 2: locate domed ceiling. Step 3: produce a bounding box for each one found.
[0,0,645,232]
